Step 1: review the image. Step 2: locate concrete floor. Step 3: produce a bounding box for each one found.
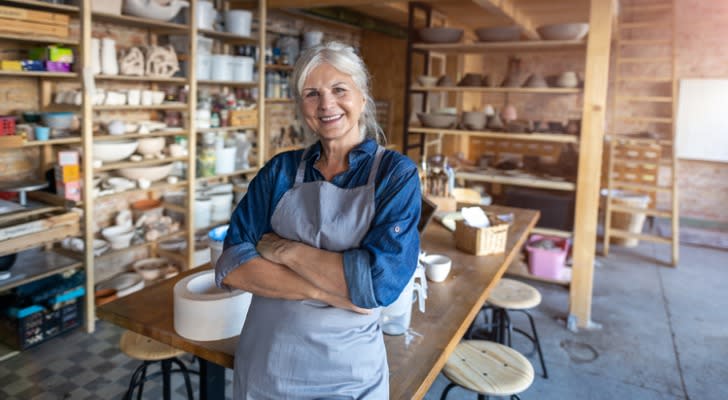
[426,242,728,400]
[1,241,725,399]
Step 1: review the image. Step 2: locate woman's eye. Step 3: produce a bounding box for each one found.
[333,87,346,94]
[305,91,319,98]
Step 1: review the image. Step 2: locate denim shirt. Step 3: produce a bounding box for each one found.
[215,139,421,308]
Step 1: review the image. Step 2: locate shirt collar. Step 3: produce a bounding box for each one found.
[303,139,378,167]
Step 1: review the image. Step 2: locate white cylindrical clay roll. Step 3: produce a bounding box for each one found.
[174,270,252,341]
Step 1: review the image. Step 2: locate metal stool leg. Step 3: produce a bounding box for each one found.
[440,382,458,400]
[136,361,149,400]
[522,309,548,379]
[171,357,196,400]
[161,359,172,400]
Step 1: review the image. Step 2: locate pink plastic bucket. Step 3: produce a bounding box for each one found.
[526,234,570,280]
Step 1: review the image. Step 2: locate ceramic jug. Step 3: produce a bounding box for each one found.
[196,0,217,30]
[90,38,101,75]
[380,264,427,336]
[101,38,118,76]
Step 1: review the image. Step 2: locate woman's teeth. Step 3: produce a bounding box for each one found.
[320,115,342,122]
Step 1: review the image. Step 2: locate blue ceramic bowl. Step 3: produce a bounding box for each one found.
[42,112,75,130]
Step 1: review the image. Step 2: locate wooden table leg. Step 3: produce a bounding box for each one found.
[199,359,226,400]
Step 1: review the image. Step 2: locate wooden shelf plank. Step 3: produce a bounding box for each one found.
[18,136,81,147]
[621,3,673,13]
[408,126,578,143]
[95,156,187,172]
[198,29,256,44]
[197,79,257,87]
[0,0,79,14]
[265,98,294,103]
[616,77,672,82]
[616,95,672,103]
[616,57,671,64]
[411,85,581,94]
[608,228,672,244]
[611,181,672,193]
[0,223,78,256]
[412,39,586,53]
[94,74,188,83]
[93,130,188,140]
[620,22,670,29]
[0,70,78,79]
[196,167,259,183]
[608,204,672,218]
[532,227,573,238]
[91,12,189,31]
[93,103,188,111]
[0,248,83,293]
[506,260,571,286]
[94,231,185,263]
[0,32,79,45]
[196,126,257,133]
[619,39,671,46]
[96,180,188,200]
[456,171,576,191]
[616,116,673,123]
[265,64,294,71]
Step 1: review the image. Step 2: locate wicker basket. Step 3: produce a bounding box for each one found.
[229,109,258,127]
[454,215,509,256]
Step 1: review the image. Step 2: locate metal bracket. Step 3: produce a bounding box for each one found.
[567,314,603,333]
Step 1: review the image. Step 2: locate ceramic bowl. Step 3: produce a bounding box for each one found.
[117,163,174,182]
[123,0,189,21]
[556,71,579,88]
[131,199,164,222]
[97,272,145,298]
[537,23,589,40]
[422,254,452,282]
[132,258,170,281]
[418,75,439,87]
[474,26,521,42]
[42,112,75,130]
[136,137,166,156]
[101,225,135,249]
[523,73,549,88]
[93,140,139,162]
[418,27,464,43]
[461,111,487,130]
[417,113,457,129]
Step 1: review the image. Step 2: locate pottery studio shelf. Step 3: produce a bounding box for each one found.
[0,211,80,256]
[412,39,586,53]
[2,0,79,14]
[198,29,257,44]
[410,85,582,94]
[196,167,259,183]
[456,171,576,191]
[93,103,188,111]
[91,12,189,32]
[0,70,78,79]
[197,79,258,87]
[93,129,188,140]
[94,75,188,83]
[95,180,188,201]
[0,32,79,45]
[408,126,579,144]
[19,137,82,147]
[0,248,83,293]
[94,156,188,173]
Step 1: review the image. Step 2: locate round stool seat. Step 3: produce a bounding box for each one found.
[120,331,185,361]
[443,340,534,396]
[487,278,541,310]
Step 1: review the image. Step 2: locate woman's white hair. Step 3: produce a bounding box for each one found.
[291,41,385,144]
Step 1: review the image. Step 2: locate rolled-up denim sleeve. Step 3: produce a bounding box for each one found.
[215,159,278,289]
[342,157,421,308]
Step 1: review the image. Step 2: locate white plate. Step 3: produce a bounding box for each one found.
[97,272,144,298]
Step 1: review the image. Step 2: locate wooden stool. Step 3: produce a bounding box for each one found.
[469,279,548,379]
[441,340,534,400]
[120,330,197,400]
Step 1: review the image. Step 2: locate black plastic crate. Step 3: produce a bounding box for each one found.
[0,299,83,350]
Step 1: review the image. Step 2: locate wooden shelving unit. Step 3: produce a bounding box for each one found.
[410,85,582,94]
[0,70,78,79]
[408,126,579,144]
[0,32,79,45]
[94,75,187,83]
[93,103,188,111]
[198,28,257,44]
[412,39,586,53]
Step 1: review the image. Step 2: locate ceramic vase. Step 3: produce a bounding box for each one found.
[90,38,101,75]
[101,38,119,76]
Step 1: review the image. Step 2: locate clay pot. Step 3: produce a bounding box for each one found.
[95,288,118,306]
[501,104,518,122]
[487,113,504,131]
[523,73,548,88]
[458,73,483,87]
[461,112,487,131]
[501,57,522,87]
[556,71,579,88]
[437,75,454,87]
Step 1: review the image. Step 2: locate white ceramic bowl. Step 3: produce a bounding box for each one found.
[537,23,589,41]
[422,254,452,282]
[101,225,135,249]
[117,163,174,182]
[418,75,439,87]
[136,137,166,156]
[93,140,139,162]
[132,258,170,281]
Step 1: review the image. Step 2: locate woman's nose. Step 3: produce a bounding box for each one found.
[318,91,335,110]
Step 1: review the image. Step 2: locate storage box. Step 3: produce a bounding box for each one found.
[454,216,509,256]
[29,46,74,63]
[0,60,22,71]
[525,234,570,280]
[229,108,258,127]
[57,150,79,166]
[0,5,70,39]
[91,0,123,15]
[54,164,80,183]
[56,181,81,201]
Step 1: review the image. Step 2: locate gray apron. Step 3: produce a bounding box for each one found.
[234,145,389,400]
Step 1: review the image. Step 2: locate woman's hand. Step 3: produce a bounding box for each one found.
[314,289,373,315]
[256,233,294,266]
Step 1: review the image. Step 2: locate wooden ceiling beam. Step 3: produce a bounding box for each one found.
[267,0,399,8]
[471,0,540,39]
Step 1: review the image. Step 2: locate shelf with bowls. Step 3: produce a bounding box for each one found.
[95,180,188,200]
[410,85,582,94]
[456,171,576,191]
[92,103,188,111]
[93,129,188,141]
[196,167,259,183]
[2,0,79,14]
[91,12,189,32]
[21,136,82,147]
[0,32,79,45]
[0,248,83,293]
[0,70,78,79]
[93,75,188,83]
[94,156,187,173]
[197,125,257,133]
[197,79,257,87]
[88,230,186,263]
[198,28,256,44]
[408,126,579,144]
[412,39,586,53]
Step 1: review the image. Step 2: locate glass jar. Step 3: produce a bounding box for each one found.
[198,132,216,177]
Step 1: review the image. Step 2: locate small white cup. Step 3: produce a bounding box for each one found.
[127,89,141,106]
[422,254,452,283]
[141,90,153,106]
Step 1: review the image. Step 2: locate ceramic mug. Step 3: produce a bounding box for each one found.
[34,126,50,141]
[127,89,141,106]
[422,254,452,282]
[141,90,153,106]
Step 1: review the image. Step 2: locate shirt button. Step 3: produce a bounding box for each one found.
[394,226,401,233]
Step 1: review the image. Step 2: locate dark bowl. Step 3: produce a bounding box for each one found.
[418,27,464,44]
[0,253,17,271]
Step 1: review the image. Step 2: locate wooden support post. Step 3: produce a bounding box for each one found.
[186,0,198,271]
[568,0,616,330]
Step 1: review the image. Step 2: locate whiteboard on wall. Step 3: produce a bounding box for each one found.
[676,79,728,162]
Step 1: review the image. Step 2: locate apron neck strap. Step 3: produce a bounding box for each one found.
[294,144,386,185]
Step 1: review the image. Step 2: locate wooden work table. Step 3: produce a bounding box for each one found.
[97,205,538,400]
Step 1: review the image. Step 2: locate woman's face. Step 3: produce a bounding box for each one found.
[300,63,365,145]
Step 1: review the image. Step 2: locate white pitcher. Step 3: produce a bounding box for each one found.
[380,264,427,336]
[101,38,118,76]
[90,38,101,75]
[196,0,217,30]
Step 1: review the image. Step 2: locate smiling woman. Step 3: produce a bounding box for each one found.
[215,41,422,399]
